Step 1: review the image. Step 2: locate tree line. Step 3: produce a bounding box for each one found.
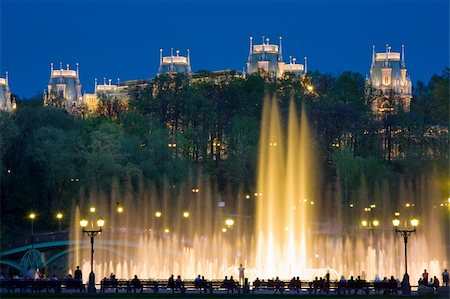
[0,69,448,245]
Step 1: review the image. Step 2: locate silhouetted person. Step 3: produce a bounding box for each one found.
[238,264,245,286]
[175,275,183,292]
[131,275,141,293]
[422,269,429,284]
[74,266,82,281]
[167,274,175,292]
[252,277,261,293]
[433,276,440,290]
[443,269,449,287]
[228,276,237,293]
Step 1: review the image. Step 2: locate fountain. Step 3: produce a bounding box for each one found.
[70,95,448,283]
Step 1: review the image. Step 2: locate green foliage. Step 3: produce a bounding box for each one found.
[1,70,448,245]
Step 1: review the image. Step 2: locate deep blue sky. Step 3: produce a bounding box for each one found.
[1,0,449,98]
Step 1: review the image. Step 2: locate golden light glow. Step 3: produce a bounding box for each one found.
[307,85,314,92]
[191,188,200,193]
[222,228,227,233]
[394,212,400,216]
[370,204,376,208]
[80,219,88,227]
[117,206,124,213]
[447,197,450,204]
[29,213,36,220]
[410,218,419,227]
[90,207,96,213]
[310,201,314,205]
[405,203,410,208]
[245,195,250,199]
[183,211,190,218]
[155,211,162,218]
[349,203,354,208]
[164,228,170,233]
[361,220,368,227]
[392,218,400,227]
[97,218,105,227]
[56,213,63,219]
[225,218,234,227]
[372,220,379,227]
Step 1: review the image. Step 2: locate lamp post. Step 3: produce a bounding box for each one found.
[56,213,63,232]
[80,215,105,293]
[392,217,419,294]
[29,212,36,244]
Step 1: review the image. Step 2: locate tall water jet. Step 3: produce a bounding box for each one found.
[255,95,316,279]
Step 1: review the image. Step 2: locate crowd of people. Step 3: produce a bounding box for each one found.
[2,264,448,294]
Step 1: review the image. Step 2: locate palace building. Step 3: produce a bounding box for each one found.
[84,78,129,113]
[246,36,307,78]
[158,48,192,76]
[0,71,15,112]
[365,44,412,117]
[44,62,83,114]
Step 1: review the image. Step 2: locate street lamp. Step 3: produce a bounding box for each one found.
[225,218,234,228]
[392,217,419,294]
[29,212,36,243]
[80,215,105,293]
[56,213,63,232]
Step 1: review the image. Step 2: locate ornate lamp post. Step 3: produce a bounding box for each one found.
[80,214,105,293]
[392,217,419,294]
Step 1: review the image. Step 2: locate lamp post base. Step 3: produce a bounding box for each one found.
[401,273,411,295]
[87,272,96,293]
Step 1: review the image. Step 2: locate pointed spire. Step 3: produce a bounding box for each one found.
[187,48,191,73]
[304,56,308,74]
[66,64,69,70]
[289,55,292,64]
[108,78,112,85]
[266,38,270,45]
[170,48,174,71]
[385,44,389,67]
[51,63,54,72]
[117,78,120,86]
[104,77,106,85]
[5,71,8,86]
[278,36,283,62]
[371,45,375,68]
[249,36,253,58]
[76,62,79,77]
[160,48,163,65]
[401,44,405,68]
[171,48,174,57]
[94,78,98,92]
[60,62,63,70]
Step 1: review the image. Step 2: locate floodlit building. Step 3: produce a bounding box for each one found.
[83,78,129,113]
[366,44,412,116]
[44,62,83,114]
[246,36,307,78]
[0,71,15,112]
[158,48,192,76]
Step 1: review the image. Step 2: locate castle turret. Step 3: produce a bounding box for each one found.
[158,48,192,76]
[366,44,412,116]
[246,35,306,78]
[0,71,14,112]
[45,61,83,114]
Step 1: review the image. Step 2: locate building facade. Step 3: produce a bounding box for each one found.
[246,36,307,78]
[84,78,129,113]
[44,62,83,114]
[0,71,15,112]
[365,44,412,117]
[158,48,192,76]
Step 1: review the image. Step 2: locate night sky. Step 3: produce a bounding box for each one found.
[1,0,448,98]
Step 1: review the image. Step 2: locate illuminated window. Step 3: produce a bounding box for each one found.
[383,76,390,85]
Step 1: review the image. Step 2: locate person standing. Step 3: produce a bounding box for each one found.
[442,269,449,287]
[74,266,82,281]
[238,264,245,286]
[422,269,429,284]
